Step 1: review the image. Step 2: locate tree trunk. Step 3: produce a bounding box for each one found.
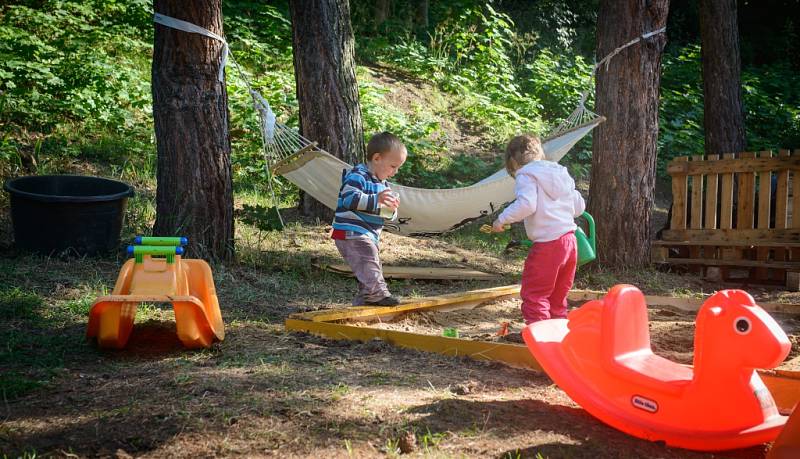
[375,0,390,33]
[699,0,746,154]
[152,0,234,261]
[290,0,365,221]
[589,0,669,267]
[415,0,429,38]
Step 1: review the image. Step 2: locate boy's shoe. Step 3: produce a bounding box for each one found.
[365,296,400,306]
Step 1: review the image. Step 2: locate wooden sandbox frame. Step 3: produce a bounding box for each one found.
[285,285,800,413]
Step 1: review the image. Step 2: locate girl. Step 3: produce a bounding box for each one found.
[492,134,586,323]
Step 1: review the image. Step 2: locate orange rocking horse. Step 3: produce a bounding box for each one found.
[523,284,791,451]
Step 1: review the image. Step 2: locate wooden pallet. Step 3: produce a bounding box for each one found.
[653,150,800,289]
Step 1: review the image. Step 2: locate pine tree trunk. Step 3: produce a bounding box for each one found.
[415,0,429,38]
[375,0,390,33]
[152,0,234,261]
[589,0,669,267]
[699,0,746,154]
[290,0,365,221]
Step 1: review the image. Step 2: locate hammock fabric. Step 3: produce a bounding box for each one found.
[262,99,603,236]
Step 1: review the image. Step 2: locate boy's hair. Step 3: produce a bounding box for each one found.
[367,132,405,160]
[505,134,545,176]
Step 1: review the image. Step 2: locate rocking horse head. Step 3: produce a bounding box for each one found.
[694,290,791,371]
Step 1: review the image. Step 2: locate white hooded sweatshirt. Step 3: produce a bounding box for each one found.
[497,160,586,243]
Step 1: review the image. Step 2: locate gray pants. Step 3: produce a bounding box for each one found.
[335,236,390,305]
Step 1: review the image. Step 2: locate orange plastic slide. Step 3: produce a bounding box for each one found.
[87,253,224,349]
[523,284,791,451]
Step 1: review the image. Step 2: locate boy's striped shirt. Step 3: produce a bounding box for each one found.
[332,164,389,243]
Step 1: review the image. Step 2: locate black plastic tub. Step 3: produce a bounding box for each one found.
[4,175,134,255]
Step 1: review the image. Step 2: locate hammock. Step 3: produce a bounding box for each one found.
[255,89,604,235]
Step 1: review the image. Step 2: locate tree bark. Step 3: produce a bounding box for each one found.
[589,0,669,267]
[152,0,234,261]
[699,0,746,154]
[375,0,390,33]
[290,0,365,221]
[415,0,429,38]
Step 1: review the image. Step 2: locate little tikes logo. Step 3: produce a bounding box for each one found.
[631,395,658,413]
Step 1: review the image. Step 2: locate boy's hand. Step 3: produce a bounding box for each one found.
[491,220,507,232]
[378,189,400,210]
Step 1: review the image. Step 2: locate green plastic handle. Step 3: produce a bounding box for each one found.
[134,236,188,246]
[128,246,183,256]
[580,211,595,248]
[127,245,184,264]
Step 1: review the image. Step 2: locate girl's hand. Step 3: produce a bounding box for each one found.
[492,220,507,232]
[378,189,400,210]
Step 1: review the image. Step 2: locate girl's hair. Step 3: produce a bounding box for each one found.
[367,132,405,160]
[505,134,544,176]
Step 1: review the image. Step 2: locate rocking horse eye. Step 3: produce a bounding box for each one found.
[734,317,751,335]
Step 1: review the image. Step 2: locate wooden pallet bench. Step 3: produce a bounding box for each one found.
[652,150,800,290]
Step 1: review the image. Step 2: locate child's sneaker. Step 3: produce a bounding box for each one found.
[366,296,400,306]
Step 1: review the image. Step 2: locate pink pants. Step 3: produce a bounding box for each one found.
[520,231,577,324]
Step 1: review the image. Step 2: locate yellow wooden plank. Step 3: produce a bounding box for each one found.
[667,155,800,175]
[285,318,542,371]
[294,284,800,325]
[704,154,719,229]
[317,263,501,280]
[670,156,689,229]
[690,155,704,229]
[290,284,522,322]
[720,153,736,229]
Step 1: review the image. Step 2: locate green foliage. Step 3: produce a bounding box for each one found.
[359,2,545,142]
[522,49,593,120]
[659,45,800,175]
[658,45,705,173]
[237,204,283,232]
[1,0,797,210]
[0,1,152,133]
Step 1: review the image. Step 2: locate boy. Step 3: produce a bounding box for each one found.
[492,134,585,323]
[332,132,407,306]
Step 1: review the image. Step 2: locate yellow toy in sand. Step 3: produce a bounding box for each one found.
[87,237,224,349]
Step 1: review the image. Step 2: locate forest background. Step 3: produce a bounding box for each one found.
[1,0,799,221]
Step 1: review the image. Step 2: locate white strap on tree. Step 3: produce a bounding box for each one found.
[154,13,228,83]
[576,27,667,111]
[249,90,276,142]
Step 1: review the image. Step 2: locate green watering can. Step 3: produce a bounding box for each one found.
[575,211,596,267]
[517,211,596,267]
